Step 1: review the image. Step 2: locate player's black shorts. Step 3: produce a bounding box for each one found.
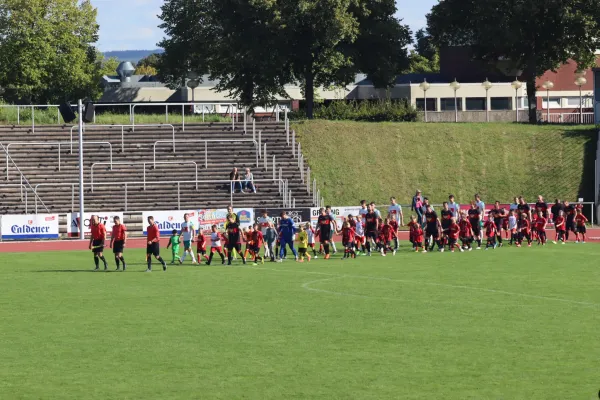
[494,220,503,230]
[112,240,124,254]
[92,239,104,254]
[577,225,587,234]
[441,221,451,231]
[320,229,332,242]
[227,243,242,253]
[248,245,260,254]
[566,219,576,231]
[365,230,377,240]
[470,222,481,236]
[146,242,160,257]
[426,226,439,238]
[448,237,458,246]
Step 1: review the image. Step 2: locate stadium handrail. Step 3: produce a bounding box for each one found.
[0,104,62,133]
[152,139,259,169]
[131,102,239,132]
[33,178,288,213]
[69,124,175,153]
[90,161,199,191]
[0,142,49,212]
[5,141,113,178]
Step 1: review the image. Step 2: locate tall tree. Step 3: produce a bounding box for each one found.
[0,0,101,103]
[157,0,411,117]
[427,0,600,123]
[137,53,161,69]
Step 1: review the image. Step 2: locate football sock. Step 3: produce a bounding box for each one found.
[324,243,330,255]
[157,256,166,267]
[94,256,99,268]
[99,255,107,266]
[120,256,126,268]
[147,259,152,270]
[115,257,120,268]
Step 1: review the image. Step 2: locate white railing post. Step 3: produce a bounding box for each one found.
[292,130,296,157]
[300,156,304,183]
[286,123,290,145]
[177,182,181,209]
[293,198,296,208]
[243,107,247,133]
[258,130,262,158]
[272,156,276,180]
[298,143,301,161]
[276,105,280,122]
[253,118,256,141]
[182,104,185,132]
[17,106,20,125]
[124,183,128,212]
[285,108,288,131]
[306,167,310,194]
[31,106,35,133]
[264,144,267,171]
[313,179,316,204]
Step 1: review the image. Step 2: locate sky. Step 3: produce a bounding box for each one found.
[91,0,437,51]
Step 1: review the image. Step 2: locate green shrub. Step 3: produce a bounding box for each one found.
[289,99,419,122]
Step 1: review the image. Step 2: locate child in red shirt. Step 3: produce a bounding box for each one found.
[339,221,357,259]
[380,218,395,256]
[484,217,497,250]
[534,211,547,245]
[389,214,400,253]
[553,210,566,244]
[409,216,426,252]
[447,218,461,252]
[517,213,532,247]
[575,209,588,243]
[458,212,474,251]
[196,231,209,262]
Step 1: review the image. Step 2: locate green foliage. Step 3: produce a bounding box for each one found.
[1,248,599,399]
[134,65,158,76]
[407,50,440,74]
[291,100,418,122]
[427,0,600,123]
[157,0,411,117]
[0,0,102,103]
[136,53,161,69]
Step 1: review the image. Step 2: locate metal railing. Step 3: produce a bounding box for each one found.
[541,112,595,124]
[90,161,199,191]
[131,102,239,132]
[0,142,49,212]
[0,104,62,133]
[152,139,259,168]
[33,178,288,212]
[69,124,175,153]
[5,141,114,178]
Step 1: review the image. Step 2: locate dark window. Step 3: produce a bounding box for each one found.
[440,98,462,111]
[490,97,512,110]
[465,97,486,111]
[415,98,437,111]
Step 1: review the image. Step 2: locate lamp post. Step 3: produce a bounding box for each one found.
[419,79,430,122]
[482,78,492,122]
[575,75,587,124]
[511,79,522,122]
[449,78,460,122]
[541,80,554,123]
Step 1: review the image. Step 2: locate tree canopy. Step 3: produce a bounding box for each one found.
[427,0,600,123]
[0,0,103,104]
[157,0,411,117]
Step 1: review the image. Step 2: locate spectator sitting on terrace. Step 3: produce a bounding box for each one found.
[243,167,257,193]
[230,167,242,193]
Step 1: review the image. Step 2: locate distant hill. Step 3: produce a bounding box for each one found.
[102,49,164,64]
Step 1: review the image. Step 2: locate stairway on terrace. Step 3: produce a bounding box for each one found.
[0,122,313,213]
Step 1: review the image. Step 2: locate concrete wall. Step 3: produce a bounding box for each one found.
[418,110,531,123]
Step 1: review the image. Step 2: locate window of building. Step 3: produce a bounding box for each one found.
[565,96,593,108]
[415,98,437,111]
[518,96,529,110]
[440,98,462,111]
[541,97,561,109]
[465,97,486,111]
[490,97,512,110]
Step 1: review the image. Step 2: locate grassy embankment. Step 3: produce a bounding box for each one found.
[294,120,597,206]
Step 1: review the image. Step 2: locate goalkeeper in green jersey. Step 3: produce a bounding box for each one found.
[166,229,181,264]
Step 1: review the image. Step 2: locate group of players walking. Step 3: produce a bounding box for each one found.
[85,195,591,271]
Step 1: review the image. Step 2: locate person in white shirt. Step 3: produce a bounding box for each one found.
[388,197,404,226]
[242,167,257,193]
[448,194,460,219]
[508,210,518,245]
[306,222,317,258]
[370,202,381,218]
[325,205,338,253]
[257,210,273,256]
[206,224,225,265]
[475,193,485,214]
[355,215,365,254]
[359,200,369,219]
[179,213,197,264]
[509,197,519,213]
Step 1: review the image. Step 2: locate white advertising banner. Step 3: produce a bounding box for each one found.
[67,212,124,237]
[197,208,254,231]
[1,214,59,240]
[141,210,197,234]
[310,206,363,228]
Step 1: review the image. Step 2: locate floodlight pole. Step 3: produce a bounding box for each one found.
[78,99,85,240]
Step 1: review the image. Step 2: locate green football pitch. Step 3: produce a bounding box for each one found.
[1,245,599,399]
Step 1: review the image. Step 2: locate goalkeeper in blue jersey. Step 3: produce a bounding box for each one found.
[277,211,298,262]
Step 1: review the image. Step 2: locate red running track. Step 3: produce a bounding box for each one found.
[1,230,600,253]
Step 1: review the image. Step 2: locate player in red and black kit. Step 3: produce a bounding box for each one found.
[380,218,395,256]
[491,202,507,246]
[553,210,566,244]
[226,215,246,265]
[563,201,576,241]
[409,216,425,252]
[574,209,588,243]
[110,215,127,271]
[484,216,497,249]
[517,213,532,247]
[447,218,461,252]
[340,221,357,259]
[389,214,399,253]
[440,202,453,251]
[458,211,474,251]
[535,195,548,219]
[424,205,442,252]
[468,202,482,249]
[250,223,265,265]
[517,197,532,221]
[196,231,209,262]
[316,207,335,259]
[89,215,108,271]
[363,204,379,256]
[534,210,547,245]
[146,216,168,271]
